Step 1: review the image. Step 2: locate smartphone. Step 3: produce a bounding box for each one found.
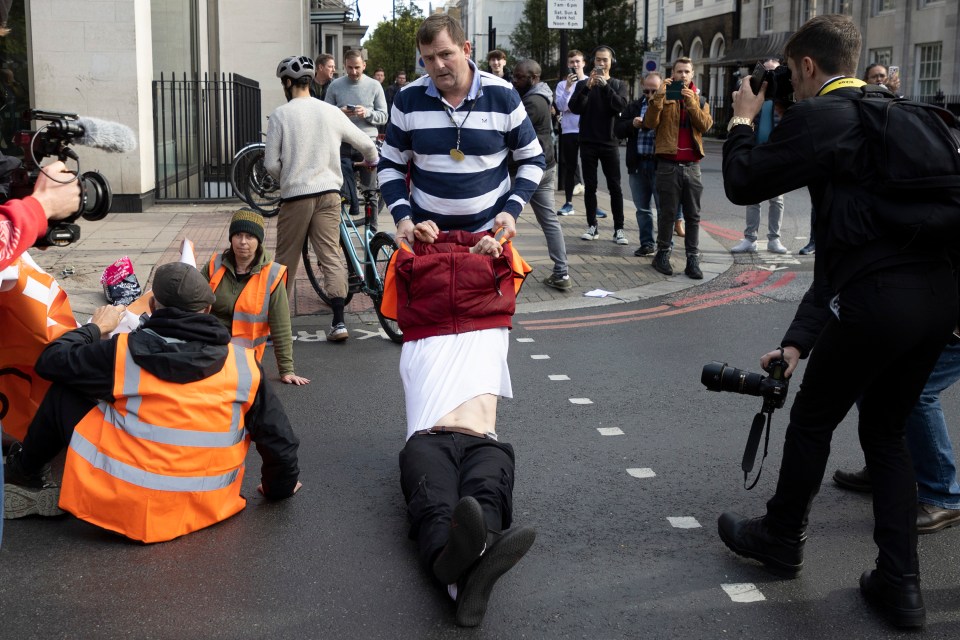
[568,67,575,75]
[748,62,767,95]
[888,65,899,81]
[665,81,683,100]
[346,104,357,110]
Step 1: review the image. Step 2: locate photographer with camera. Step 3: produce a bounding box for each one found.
[0,160,80,270]
[717,15,958,629]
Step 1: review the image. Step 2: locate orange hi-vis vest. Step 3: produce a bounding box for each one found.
[0,254,78,440]
[207,254,287,361]
[59,334,261,543]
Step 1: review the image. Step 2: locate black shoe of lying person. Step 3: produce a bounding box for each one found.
[433,496,488,585]
[4,442,64,519]
[455,526,536,627]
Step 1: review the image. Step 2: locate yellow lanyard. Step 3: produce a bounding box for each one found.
[818,77,866,96]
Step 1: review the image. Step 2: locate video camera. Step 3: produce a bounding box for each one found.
[701,358,791,489]
[0,109,136,247]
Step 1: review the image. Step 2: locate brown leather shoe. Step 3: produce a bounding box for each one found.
[674,219,685,237]
[916,503,960,534]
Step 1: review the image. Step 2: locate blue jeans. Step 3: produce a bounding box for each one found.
[744,195,784,241]
[627,159,659,248]
[906,342,960,509]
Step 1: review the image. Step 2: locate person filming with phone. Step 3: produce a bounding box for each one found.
[643,56,713,279]
[717,15,959,629]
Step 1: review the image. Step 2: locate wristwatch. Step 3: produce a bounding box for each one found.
[396,215,412,226]
[727,116,755,132]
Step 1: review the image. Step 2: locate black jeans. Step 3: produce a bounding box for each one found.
[765,263,957,578]
[579,142,624,230]
[655,160,703,255]
[399,433,516,574]
[558,133,582,201]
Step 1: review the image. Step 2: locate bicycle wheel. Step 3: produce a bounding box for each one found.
[229,143,260,198]
[244,152,281,218]
[368,232,403,344]
[301,236,355,307]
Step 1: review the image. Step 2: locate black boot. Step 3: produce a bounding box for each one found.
[652,250,673,276]
[832,466,872,492]
[4,442,64,519]
[684,254,703,280]
[860,568,925,629]
[717,512,806,577]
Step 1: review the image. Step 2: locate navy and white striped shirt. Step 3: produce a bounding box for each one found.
[378,60,545,232]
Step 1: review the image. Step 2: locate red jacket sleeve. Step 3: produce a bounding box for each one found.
[0,196,48,270]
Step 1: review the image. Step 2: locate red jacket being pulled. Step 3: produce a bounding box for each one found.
[392,230,529,342]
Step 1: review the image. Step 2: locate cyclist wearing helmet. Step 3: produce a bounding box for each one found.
[265,55,379,342]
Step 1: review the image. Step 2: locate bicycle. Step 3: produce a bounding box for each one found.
[301,186,402,344]
[230,138,281,217]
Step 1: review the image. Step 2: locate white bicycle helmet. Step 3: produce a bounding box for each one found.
[276,56,315,81]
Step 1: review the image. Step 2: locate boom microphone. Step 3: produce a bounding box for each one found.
[74,117,138,153]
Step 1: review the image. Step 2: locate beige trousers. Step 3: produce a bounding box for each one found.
[274,193,345,299]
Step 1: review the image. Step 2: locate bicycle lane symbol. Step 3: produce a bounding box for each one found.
[293,328,390,341]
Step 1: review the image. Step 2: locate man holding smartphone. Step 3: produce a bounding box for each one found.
[325,50,388,224]
[643,56,713,279]
[554,50,586,215]
[568,46,629,244]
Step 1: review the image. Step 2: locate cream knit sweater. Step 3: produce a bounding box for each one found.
[264,96,379,200]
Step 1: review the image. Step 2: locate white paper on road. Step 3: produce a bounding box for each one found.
[667,516,701,529]
[584,288,614,298]
[721,583,766,603]
[627,468,656,478]
[597,427,624,436]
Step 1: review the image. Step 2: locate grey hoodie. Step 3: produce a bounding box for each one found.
[520,81,556,169]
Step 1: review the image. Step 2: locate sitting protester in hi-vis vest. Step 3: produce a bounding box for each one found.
[202,208,309,386]
[2,262,301,543]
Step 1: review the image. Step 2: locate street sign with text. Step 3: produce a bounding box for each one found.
[548,0,583,29]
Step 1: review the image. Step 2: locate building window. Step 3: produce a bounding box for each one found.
[873,0,895,15]
[826,0,852,12]
[695,0,703,6]
[918,0,944,7]
[916,42,941,96]
[676,0,684,11]
[869,48,892,67]
[761,0,774,32]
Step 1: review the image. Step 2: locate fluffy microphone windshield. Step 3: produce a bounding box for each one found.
[75,117,138,153]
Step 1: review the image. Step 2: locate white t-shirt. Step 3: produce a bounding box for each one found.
[400,328,513,440]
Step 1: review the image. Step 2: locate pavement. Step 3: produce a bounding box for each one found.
[28,145,734,320]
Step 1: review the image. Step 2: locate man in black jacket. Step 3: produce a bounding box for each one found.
[568,46,628,244]
[512,59,570,291]
[717,15,956,629]
[3,262,301,536]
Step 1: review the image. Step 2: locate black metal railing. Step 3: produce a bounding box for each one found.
[152,72,261,202]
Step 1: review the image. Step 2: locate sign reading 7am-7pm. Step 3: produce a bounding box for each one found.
[548,0,583,29]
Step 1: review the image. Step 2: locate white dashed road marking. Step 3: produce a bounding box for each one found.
[569,398,593,404]
[531,354,550,360]
[549,374,570,381]
[626,468,656,478]
[597,427,624,436]
[516,338,535,343]
[721,583,766,603]
[667,517,701,529]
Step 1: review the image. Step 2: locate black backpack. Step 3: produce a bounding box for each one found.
[853,85,960,237]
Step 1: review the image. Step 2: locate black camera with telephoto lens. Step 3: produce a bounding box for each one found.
[701,358,791,488]
[748,62,794,103]
[0,109,114,247]
[701,358,789,412]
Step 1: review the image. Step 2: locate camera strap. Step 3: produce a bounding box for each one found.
[742,411,773,490]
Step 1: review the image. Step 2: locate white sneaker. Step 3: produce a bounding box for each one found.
[613,229,628,245]
[581,225,599,240]
[730,238,758,253]
[767,238,788,254]
[327,322,349,341]
[572,183,584,196]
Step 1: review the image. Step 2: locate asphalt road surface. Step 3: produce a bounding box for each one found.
[4,141,960,638]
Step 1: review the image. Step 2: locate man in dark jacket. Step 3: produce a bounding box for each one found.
[512,59,569,290]
[568,46,629,244]
[3,262,301,539]
[717,15,956,629]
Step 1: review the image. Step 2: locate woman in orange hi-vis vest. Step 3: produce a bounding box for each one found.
[2,262,301,541]
[201,209,309,386]
[0,252,79,441]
